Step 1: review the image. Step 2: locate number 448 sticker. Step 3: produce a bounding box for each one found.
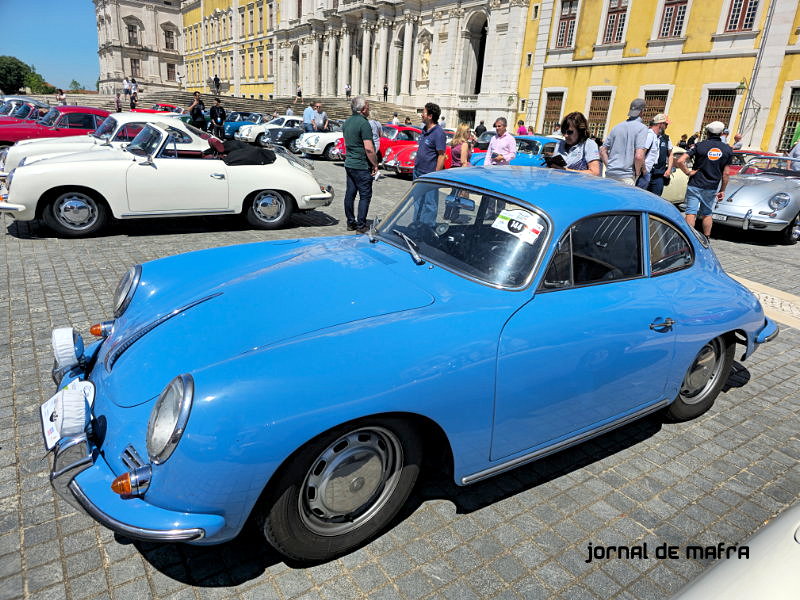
[491,209,544,245]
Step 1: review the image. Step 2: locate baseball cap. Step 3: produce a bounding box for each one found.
[650,113,669,125]
[628,98,646,118]
[706,121,725,135]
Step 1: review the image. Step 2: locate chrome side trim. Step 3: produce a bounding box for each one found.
[68,480,205,542]
[118,209,236,217]
[461,400,670,485]
[104,292,222,371]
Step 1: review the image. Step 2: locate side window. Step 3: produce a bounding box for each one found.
[165,127,192,144]
[94,114,106,128]
[66,113,98,129]
[517,141,534,154]
[542,142,557,157]
[113,123,144,142]
[540,214,642,290]
[649,216,693,275]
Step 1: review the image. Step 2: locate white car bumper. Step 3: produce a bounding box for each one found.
[298,185,334,210]
[298,143,323,155]
[234,131,258,143]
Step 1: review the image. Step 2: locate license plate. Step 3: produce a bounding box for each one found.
[40,380,95,451]
[712,214,727,221]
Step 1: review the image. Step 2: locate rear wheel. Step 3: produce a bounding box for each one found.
[42,190,108,237]
[288,137,300,154]
[255,133,265,146]
[260,418,421,562]
[245,190,293,229]
[324,143,337,161]
[665,336,734,421]
[779,212,799,245]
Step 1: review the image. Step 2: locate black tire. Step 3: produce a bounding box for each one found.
[255,133,265,146]
[323,143,336,161]
[42,190,108,237]
[288,137,300,154]
[260,417,421,562]
[665,336,734,421]
[244,190,293,229]
[779,212,799,245]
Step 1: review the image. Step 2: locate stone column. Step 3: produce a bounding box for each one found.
[377,20,389,96]
[310,34,321,95]
[360,23,372,96]
[340,26,351,96]
[326,32,337,96]
[401,16,414,96]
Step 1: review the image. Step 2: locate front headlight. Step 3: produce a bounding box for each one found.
[276,131,283,139]
[768,192,791,210]
[308,135,319,146]
[147,374,194,464]
[410,151,417,160]
[240,126,251,135]
[113,264,142,317]
[0,147,7,169]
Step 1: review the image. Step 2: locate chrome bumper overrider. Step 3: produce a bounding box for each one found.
[302,185,334,206]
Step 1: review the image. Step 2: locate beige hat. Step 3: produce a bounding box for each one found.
[706,121,725,135]
[650,113,669,125]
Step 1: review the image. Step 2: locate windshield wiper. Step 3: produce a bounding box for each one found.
[392,229,425,265]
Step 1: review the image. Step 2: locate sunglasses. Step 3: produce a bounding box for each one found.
[563,129,576,135]
[494,124,505,128]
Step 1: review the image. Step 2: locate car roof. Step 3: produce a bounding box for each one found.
[110,112,183,124]
[516,135,561,144]
[56,106,110,115]
[419,166,679,225]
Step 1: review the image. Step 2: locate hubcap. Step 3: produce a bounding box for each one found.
[55,194,97,229]
[791,215,800,241]
[680,338,724,404]
[299,427,402,536]
[253,192,284,222]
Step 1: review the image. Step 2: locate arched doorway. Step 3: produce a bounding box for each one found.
[463,13,488,95]
[291,45,300,91]
[394,26,405,95]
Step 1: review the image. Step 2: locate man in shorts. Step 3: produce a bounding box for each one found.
[675,121,733,236]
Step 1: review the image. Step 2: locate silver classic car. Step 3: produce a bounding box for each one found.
[713,156,800,244]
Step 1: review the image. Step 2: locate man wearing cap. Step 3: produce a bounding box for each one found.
[645,114,673,196]
[600,98,650,185]
[676,121,733,236]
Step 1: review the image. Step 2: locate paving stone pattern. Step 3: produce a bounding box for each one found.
[1,161,798,599]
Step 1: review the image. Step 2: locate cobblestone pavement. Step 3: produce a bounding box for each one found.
[1,161,798,600]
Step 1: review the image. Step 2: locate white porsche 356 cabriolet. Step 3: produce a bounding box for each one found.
[0,114,209,175]
[0,123,333,236]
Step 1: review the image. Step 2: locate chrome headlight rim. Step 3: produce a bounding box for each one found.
[147,374,194,464]
[768,192,791,211]
[113,264,141,318]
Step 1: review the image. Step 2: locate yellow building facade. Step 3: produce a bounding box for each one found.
[181,0,278,99]
[517,0,800,152]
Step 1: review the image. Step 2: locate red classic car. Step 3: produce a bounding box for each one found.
[0,101,50,126]
[382,130,454,176]
[333,124,422,162]
[728,149,780,175]
[0,106,110,149]
[131,103,184,115]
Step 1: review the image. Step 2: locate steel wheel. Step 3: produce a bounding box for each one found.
[780,213,799,245]
[289,137,300,154]
[43,190,108,237]
[666,336,734,421]
[299,427,403,537]
[324,143,337,160]
[244,190,292,229]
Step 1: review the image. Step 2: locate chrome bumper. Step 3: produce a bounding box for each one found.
[301,185,334,207]
[712,207,790,232]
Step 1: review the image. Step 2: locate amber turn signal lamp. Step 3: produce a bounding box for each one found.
[111,473,132,496]
[90,324,103,337]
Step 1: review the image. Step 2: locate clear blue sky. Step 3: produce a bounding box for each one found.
[0,0,99,90]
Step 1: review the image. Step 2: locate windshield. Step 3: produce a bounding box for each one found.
[0,102,13,115]
[12,104,33,119]
[377,182,549,288]
[741,156,800,176]
[38,108,59,126]
[127,125,165,156]
[93,116,117,139]
[268,117,284,126]
[381,126,398,140]
[477,131,495,144]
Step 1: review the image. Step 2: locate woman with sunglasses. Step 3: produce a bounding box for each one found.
[553,112,601,176]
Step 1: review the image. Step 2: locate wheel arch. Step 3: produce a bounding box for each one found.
[36,185,111,219]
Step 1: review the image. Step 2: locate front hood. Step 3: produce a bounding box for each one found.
[95,237,435,406]
[724,175,800,206]
[24,147,133,167]
[17,134,91,146]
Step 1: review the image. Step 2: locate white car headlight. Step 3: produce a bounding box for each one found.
[52,327,85,370]
[308,135,319,146]
[113,264,142,317]
[0,147,7,169]
[240,126,252,135]
[768,192,791,210]
[147,374,194,464]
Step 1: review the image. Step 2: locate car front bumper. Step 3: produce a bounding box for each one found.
[383,159,413,174]
[298,143,323,155]
[234,131,257,143]
[712,204,792,232]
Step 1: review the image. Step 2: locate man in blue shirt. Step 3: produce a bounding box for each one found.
[302,101,315,133]
[413,102,446,179]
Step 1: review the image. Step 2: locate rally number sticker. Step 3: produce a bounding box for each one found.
[491,209,544,245]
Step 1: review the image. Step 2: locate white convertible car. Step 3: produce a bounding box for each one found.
[297,121,344,160]
[235,115,303,144]
[0,122,334,236]
[0,114,209,175]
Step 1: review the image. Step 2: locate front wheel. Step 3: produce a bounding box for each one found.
[288,137,300,154]
[779,212,799,245]
[245,190,293,229]
[260,418,421,562]
[255,133,265,146]
[42,190,108,237]
[323,143,337,161]
[665,336,734,421]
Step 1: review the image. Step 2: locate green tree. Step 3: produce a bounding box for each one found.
[0,56,31,95]
[24,65,56,94]
[69,79,82,92]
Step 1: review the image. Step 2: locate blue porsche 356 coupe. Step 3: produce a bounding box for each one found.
[43,167,777,562]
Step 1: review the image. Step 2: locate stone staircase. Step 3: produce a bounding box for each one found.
[28,91,418,124]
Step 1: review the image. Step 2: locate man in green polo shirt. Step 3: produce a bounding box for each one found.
[342,96,379,233]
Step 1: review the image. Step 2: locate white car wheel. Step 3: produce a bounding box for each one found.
[245,190,293,229]
[43,190,108,237]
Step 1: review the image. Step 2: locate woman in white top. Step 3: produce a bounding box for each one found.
[555,112,601,176]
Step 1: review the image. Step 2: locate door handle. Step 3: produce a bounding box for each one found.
[210,173,225,179]
[649,318,676,331]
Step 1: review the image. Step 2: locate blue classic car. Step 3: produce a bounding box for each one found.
[44,167,777,562]
[222,112,266,139]
[470,134,560,166]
